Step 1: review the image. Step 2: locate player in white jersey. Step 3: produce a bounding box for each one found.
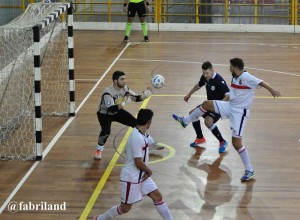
[95,71,164,160]
[172,58,281,181]
[94,109,173,220]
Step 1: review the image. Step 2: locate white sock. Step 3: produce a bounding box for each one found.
[154,200,173,220]
[97,205,122,220]
[183,106,206,125]
[237,146,253,172]
[97,144,104,151]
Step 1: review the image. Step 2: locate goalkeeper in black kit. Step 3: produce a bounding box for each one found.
[94,70,164,160]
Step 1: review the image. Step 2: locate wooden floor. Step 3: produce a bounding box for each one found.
[1,30,300,220]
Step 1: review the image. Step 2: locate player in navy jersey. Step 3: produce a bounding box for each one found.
[173,58,281,181]
[184,61,229,153]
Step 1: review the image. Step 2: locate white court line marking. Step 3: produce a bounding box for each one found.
[0,43,131,214]
[119,58,300,77]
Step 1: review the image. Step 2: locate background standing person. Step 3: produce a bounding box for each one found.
[123,0,150,42]
[94,109,173,220]
[95,70,163,160]
[185,61,229,153]
[172,58,281,181]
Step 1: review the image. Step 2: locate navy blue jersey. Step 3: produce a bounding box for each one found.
[198,73,229,100]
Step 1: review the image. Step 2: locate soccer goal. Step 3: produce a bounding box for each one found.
[0,2,75,161]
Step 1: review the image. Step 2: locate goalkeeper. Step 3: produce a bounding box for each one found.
[94,70,164,160]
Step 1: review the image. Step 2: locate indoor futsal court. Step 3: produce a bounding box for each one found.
[1,30,300,220]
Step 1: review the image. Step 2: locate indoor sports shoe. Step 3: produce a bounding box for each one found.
[144,35,149,42]
[172,114,187,128]
[241,170,255,181]
[219,140,228,153]
[123,35,129,43]
[94,150,102,160]
[190,137,206,147]
[149,143,164,150]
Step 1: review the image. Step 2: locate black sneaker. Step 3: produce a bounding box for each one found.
[123,36,129,43]
[144,35,149,42]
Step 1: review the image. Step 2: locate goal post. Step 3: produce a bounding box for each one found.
[0,2,75,161]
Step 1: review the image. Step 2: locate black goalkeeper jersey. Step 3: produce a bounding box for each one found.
[198,73,229,100]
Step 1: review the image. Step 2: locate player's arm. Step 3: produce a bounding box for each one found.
[135,157,152,181]
[259,81,281,97]
[128,87,152,102]
[103,94,127,112]
[223,93,230,101]
[184,83,200,103]
[217,76,230,101]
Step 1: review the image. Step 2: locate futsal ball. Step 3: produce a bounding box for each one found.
[151,75,165,89]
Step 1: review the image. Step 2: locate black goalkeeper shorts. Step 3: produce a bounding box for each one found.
[127,2,147,18]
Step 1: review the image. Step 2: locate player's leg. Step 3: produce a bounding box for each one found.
[114,109,137,127]
[95,112,113,159]
[233,137,254,181]
[124,3,136,42]
[204,113,228,153]
[137,2,149,41]
[94,204,127,220]
[230,108,254,181]
[172,100,216,128]
[190,120,206,147]
[189,106,206,147]
[143,178,173,220]
[94,180,138,220]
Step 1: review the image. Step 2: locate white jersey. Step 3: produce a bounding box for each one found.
[230,71,262,109]
[120,128,149,183]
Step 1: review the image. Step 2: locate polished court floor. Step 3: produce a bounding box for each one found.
[0,30,300,220]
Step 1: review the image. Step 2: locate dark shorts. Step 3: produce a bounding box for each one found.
[97,109,137,132]
[202,111,221,123]
[127,2,147,17]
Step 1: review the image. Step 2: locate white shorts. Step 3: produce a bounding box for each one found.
[120,177,157,204]
[213,100,250,138]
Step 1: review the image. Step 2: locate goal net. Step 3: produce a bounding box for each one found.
[0,2,75,161]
